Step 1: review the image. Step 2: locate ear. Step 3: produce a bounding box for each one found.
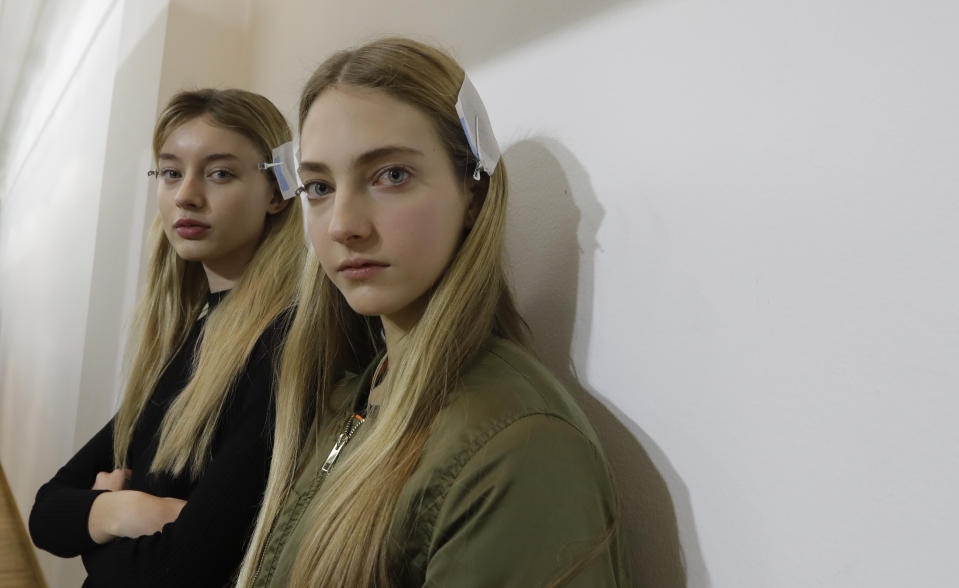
[463,173,489,229]
[266,190,291,215]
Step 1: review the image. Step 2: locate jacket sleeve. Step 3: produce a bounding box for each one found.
[422,414,626,588]
[79,336,279,588]
[29,419,115,557]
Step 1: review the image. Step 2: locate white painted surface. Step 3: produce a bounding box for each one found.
[0,2,123,584]
[476,4,959,586]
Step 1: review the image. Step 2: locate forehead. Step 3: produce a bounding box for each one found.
[159,116,260,160]
[299,86,444,166]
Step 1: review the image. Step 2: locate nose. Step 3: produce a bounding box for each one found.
[327,187,373,244]
[174,171,206,210]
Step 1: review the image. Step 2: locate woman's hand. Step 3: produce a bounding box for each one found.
[88,491,187,544]
[92,468,131,491]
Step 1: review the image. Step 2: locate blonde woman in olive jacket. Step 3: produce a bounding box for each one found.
[238,38,627,588]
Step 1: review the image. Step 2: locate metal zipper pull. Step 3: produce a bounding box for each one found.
[321,414,364,474]
[321,432,349,474]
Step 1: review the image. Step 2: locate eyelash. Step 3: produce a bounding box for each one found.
[299,180,333,200]
[373,166,411,187]
[209,169,235,181]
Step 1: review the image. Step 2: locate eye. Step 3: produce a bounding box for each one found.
[159,168,182,182]
[298,179,334,200]
[374,166,411,187]
[208,169,235,181]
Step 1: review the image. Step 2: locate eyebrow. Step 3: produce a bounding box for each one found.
[298,146,424,175]
[157,152,243,163]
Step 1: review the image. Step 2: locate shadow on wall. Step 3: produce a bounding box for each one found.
[503,139,710,587]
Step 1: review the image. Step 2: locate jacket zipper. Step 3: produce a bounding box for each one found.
[321,413,365,474]
[250,521,276,586]
[250,413,365,585]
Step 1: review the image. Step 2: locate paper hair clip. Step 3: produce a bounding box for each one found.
[455,75,501,180]
[261,142,300,200]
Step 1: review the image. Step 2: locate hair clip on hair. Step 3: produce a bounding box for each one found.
[261,142,300,200]
[455,75,500,180]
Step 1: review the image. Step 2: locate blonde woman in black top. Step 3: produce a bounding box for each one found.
[30,89,305,587]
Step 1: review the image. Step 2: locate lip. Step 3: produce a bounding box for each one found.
[337,258,389,280]
[174,218,211,239]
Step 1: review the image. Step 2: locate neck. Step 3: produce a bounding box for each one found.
[380,316,409,361]
[381,296,428,359]
[202,252,254,292]
[204,272,236,293]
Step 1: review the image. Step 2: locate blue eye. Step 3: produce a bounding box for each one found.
[297,180,334,200]
[374,167,411,187]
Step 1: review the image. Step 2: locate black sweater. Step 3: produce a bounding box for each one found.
[29,292,287,587]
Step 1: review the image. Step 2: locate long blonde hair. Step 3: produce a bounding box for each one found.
[237,39,529,587]
[113,89,305,480]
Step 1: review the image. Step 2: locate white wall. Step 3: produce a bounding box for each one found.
[481,4,959,585]
[0,1,124,584]
[249,1,959,586]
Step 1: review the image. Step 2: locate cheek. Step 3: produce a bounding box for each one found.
[156,193,179,236]
[305,204,331,256]
[223,187,271,228]
[157,190,174,217]
[390,200,464,262]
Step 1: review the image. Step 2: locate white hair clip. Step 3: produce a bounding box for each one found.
[259,141,299,200]
[455,74,501,180]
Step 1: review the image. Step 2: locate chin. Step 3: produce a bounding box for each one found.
[343,300,386,317]
[170,242,210,263]
[341,294,396,318]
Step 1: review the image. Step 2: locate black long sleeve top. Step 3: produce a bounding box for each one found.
[29,292,288,587]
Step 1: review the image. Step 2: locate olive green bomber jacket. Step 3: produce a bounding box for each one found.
[252,338,627,587]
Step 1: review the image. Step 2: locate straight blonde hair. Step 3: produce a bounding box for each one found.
[113,89,306,480]
[237,39,529,587]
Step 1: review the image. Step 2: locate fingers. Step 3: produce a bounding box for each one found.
[92,471,113,491]
[162,497,187,524]
[92,469,133,491]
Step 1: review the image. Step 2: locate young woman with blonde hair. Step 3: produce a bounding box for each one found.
[29,88,305,587]
[238,39,626,587]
